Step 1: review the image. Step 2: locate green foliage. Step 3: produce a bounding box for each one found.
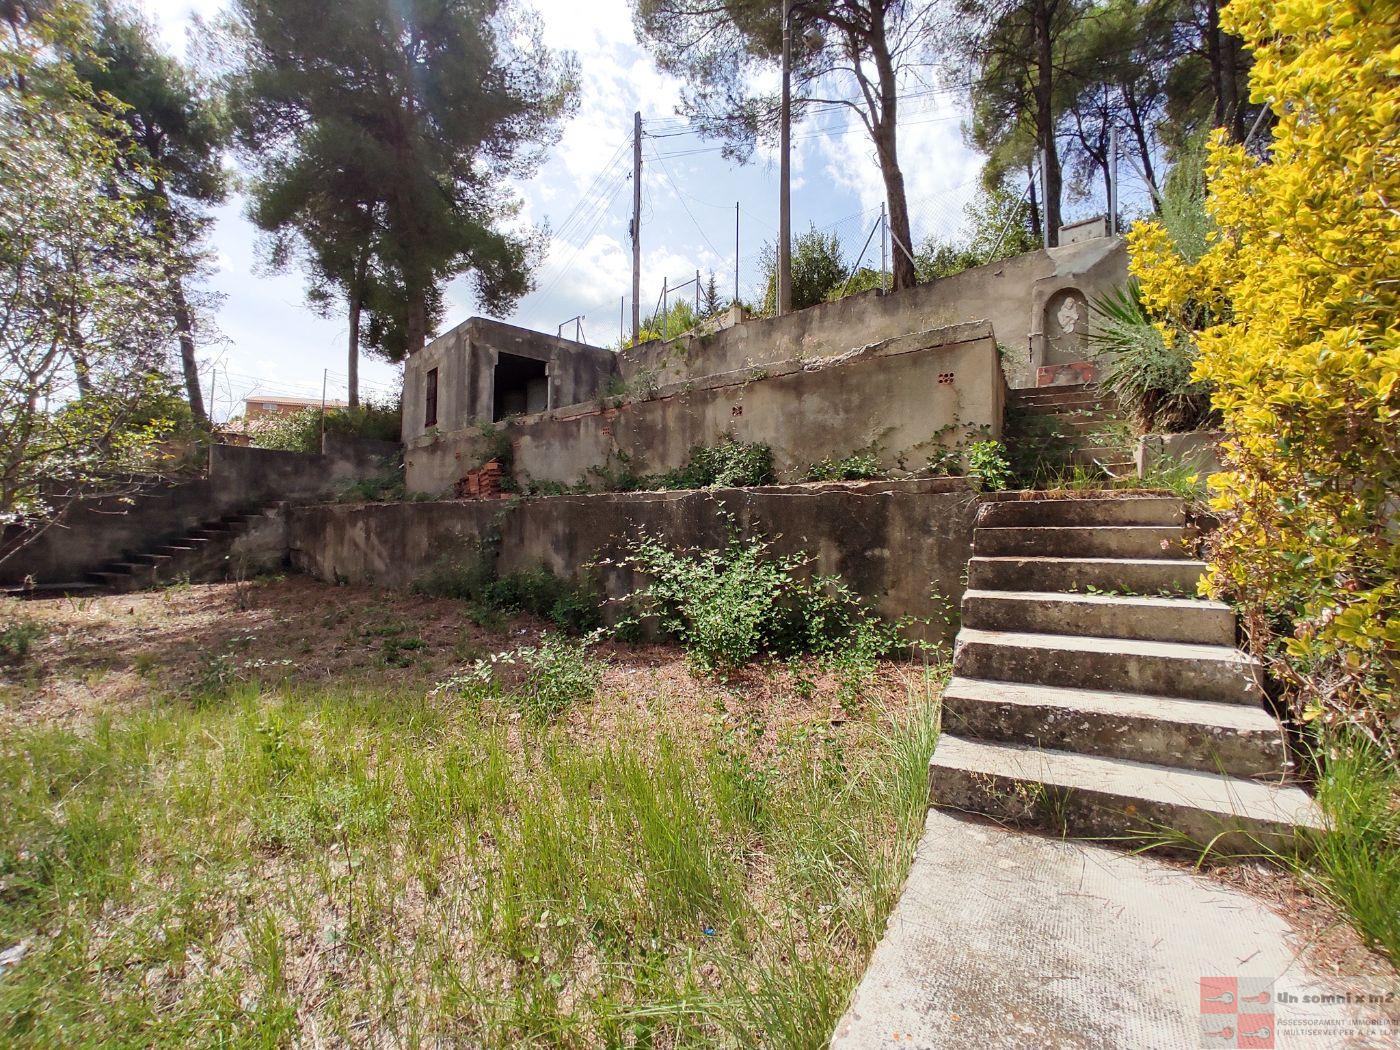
[760,225,847,313]
[659,436,775,490]
[965,439,1013,491]
[446,632,606,722]
[1089,283,1214,433]
[804,452,887,482]
[629,300,699,346]
[412,559,602,636]
[1294,734,1400,961]
[914,179,1041,282]
[618,527,912,676]
[1,9,188,534]
[244,399,401,454]
[0,617,43,666]
[227,0,579,355]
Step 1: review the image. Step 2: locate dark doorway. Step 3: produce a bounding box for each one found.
[493,353,548,421]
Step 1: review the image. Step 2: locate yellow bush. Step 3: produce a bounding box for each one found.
[1127,0,1400,748]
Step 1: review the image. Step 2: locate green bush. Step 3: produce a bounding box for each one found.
[439,633,604,722]
[658,436,775,490]
[0,618,42,666]
[412,559,601,635]
[246,399,401,453]
[618,527,910,676]
[965,439,1013,491]
[805,452,887,482]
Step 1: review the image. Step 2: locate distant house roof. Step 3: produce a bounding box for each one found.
[244,395,346,409]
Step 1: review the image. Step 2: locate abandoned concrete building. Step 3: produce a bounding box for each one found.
[401,230,1127,494]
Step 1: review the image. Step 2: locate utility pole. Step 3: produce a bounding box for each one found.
[631,110,642,344]
[695,269,701,315]
[1107,126,1119,236]
[778,0,793,316]
[619,296,624,347]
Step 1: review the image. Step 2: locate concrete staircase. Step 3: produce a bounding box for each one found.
[931,494,1323,855]
[81,501,286,594]
[1005,383,1135,480]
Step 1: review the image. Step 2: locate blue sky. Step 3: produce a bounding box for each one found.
[148,0,997,420]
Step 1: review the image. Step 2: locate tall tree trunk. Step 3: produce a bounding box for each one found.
[405,281,428,359]
[1122,85,1161,211]
[1026,162,1043,244]
[1034,0,1062,246]
[347,252,366,409]
[169,274,207,426]
[867,28,916,290]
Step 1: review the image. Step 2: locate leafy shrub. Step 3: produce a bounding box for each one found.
[618,527,910,676]
[805,452,887,482]
[244,398,401,453]
[412,558,601,635]
[1127,0,1399,751]
[0,617,42,665]
[438,633,604,722]
[659,436,775,489]
[965,440,1013,491]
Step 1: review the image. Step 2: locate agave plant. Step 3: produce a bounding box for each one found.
[1088,283,1215,434]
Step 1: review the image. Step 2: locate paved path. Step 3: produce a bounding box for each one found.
[833,811,1393,1049]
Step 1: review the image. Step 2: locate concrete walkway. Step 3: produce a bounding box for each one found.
[833,811,1390,1049]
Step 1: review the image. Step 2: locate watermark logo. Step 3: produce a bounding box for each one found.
[1200,977,1275,1048]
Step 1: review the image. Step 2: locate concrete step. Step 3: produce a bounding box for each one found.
[973,525,1192,560]
[928,735,1322,855]
[1071,444,1135,464]
[976,496,1184,528]
[154,545,197,556]
[966,555,1205,595]
[84,570,138,592]
[1009,381,1094,401]
[961,589,1234,645]
[1017,406,1112,422]
[940,677,1288,778]
[128,553,173,566]
[953,628,1263,704]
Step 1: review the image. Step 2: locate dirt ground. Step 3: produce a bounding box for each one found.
[0,573,922,745]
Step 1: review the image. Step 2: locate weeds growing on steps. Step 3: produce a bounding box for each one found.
[0,672,941,1047]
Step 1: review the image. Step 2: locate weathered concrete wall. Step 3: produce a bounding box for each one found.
[1137,430,1225,479]
[1,442,398,586]
[405,322,1004,496]
[288,479,981,645]
[619,237,1128,391]
[402,317,618,443]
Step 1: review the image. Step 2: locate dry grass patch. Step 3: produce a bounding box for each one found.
[0,578,943,1047]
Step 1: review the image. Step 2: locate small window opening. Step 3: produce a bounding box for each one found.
[424,367,438,427]
[493,353,548,421]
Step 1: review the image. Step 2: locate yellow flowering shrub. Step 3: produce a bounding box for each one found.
[1127,0,1399,749]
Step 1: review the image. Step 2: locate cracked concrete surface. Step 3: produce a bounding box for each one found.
[832,810,1387,1049]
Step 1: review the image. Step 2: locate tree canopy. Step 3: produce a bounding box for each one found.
[226,0,579,365]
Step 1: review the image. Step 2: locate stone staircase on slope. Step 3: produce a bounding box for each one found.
[930,494,1324,855]
[1005,383,1136,480]
[81,501,287,594]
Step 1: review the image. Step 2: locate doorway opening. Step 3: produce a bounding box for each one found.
[493,354,548,421]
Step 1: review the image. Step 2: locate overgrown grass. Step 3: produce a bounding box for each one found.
[1295,735,1400,962]
[0,672,940,1047]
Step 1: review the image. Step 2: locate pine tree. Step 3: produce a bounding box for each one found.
[228,0,578,364]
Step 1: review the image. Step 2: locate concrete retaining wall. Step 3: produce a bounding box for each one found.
[288,479,982,646]
[1,441,399,586]
[406,321,1004,496]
